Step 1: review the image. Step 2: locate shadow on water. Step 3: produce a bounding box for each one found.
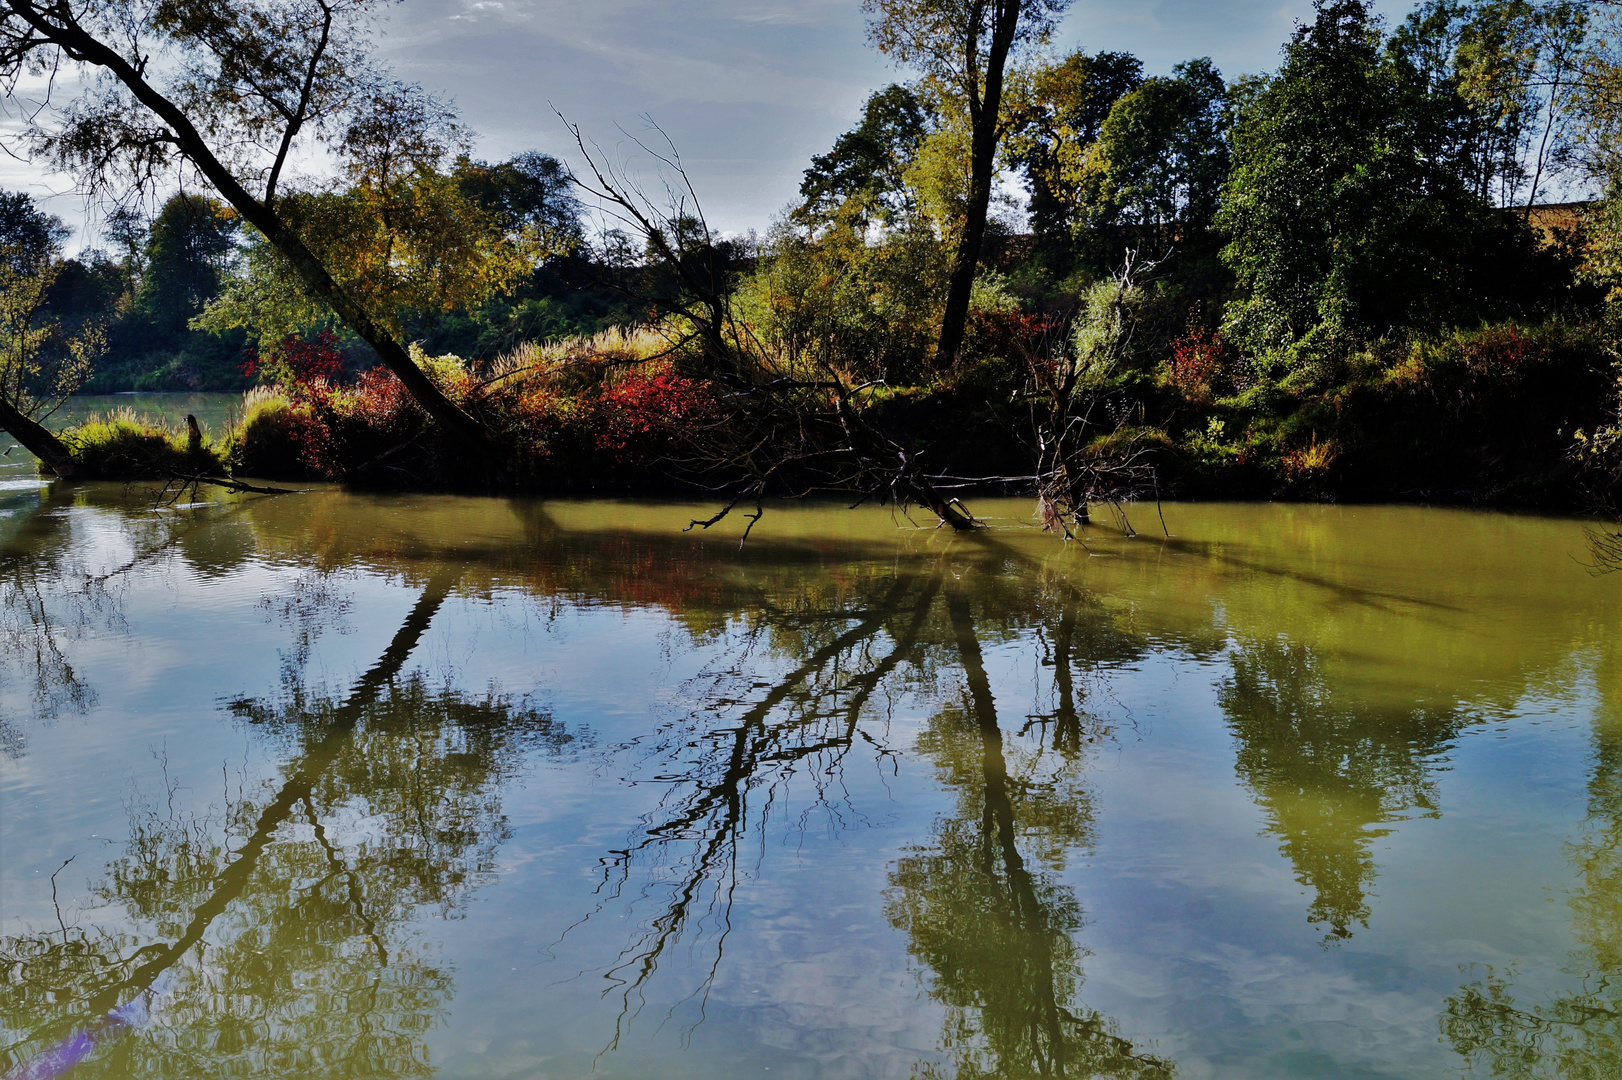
[1155,535,1469,617]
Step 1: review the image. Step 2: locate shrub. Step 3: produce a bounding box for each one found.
[1165,327,1228,400]
[1279,434,1338,491]
[595,368,713,464]
[227,386,312,478]
[63,408,221,477]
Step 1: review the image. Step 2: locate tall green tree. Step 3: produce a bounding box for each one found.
[1217,0,1537,362]
[1004,49,1143,259]
[0,188,68,272]
[454,150,584,258]
[797,83,932,231]
[864,0,1072,368]
[1076,58,1229,249]
[134,193,240,341]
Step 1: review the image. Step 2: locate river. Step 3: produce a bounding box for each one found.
[1,405,1619,1078]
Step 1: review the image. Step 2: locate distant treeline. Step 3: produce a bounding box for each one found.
[11,155,639,393]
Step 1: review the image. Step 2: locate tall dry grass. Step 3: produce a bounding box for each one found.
[484,327,677,393]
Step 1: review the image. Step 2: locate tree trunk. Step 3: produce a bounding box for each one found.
[935,0,1022,370]
[5,1,498,466]
[258,219,498,459]
[0,397,75,477]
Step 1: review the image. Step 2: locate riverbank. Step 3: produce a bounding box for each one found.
[21,318,1621,514]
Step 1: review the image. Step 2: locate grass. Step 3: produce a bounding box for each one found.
[63,408,225,478]
[225,386,310,479]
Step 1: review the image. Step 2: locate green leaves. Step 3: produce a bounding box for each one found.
[1217,0,1544,364]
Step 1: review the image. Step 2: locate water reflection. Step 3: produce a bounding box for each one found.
[1,488,106,752]
[2,490,1617,1078]
[1,571,577,1079]
[1218,638,1466,940]
[885,584,1173,1079]
[0,485,260,752]
[1443,705,1622,1079]
[557,542,1174,1073]
[574,566,947,1049]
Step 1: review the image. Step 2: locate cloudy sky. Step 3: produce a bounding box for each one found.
[4,0,1411,243]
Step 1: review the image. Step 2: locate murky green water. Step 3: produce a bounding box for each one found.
[1,479,1617,1079]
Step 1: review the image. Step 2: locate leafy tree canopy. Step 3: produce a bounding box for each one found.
[798,83,932,230]
[136,193,240,338]
[1004,49,1144,250]
[1079,58,1229,241]
[0,188,69,273]
[1217,0,1543,362]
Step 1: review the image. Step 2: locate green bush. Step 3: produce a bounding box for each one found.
[225,386,312,479]
[63,408,223,477]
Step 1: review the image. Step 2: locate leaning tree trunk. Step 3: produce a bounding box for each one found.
[4,2,497,463]
[0,397,75,477]
[934,0,1022,370]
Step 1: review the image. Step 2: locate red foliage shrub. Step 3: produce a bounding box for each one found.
[285,331,345,384]
[271,363,423,477]
[967,308,1064,374]
[595,370,712,463]
[240,330,345,387]
[1168,328,1228,396]
[346,366,414,426]
[1461,324,1539,380]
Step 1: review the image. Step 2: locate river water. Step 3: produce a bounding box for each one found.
[1,467,1618,1077]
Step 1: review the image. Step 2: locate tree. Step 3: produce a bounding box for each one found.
[0,189,101,475]
[1390,1,1531,207]
[134,193,240,340]
[0,187,67,270]
[195,99,547,381]
[1076,58,1229,249]
[797,83,932,231]
[0,0,497,459]
[864,0,1072,368]
[1004,49,1143,259]
[1217,0,1539,362]
[454,150,584,259]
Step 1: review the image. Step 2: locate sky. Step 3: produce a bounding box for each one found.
[1,0,1413,244]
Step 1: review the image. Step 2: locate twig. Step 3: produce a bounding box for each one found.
[166,473,299,495]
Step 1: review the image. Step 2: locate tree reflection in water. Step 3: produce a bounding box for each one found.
[9,491,1566,1075]
[1443,712,1622,1079]
[575,552,1172,1076]
[1,486,120,754]
[574,567,946,1050]
[1218,638,1465,940]
[1,570,578,1079]
[1,485,271,755]
[885,583,1172,1080]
